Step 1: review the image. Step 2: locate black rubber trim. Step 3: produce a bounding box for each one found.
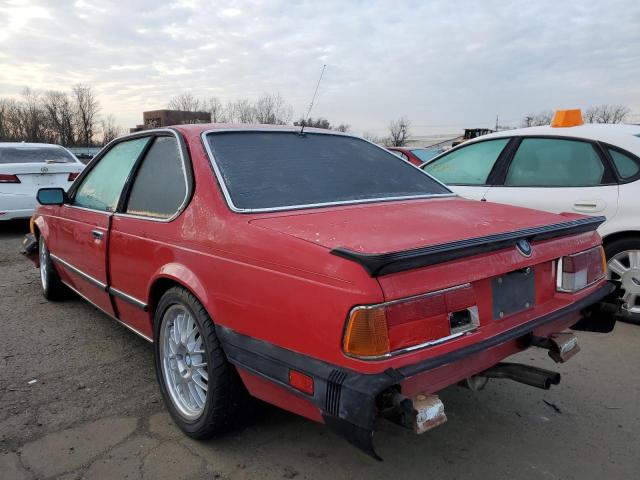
[49,253,108,291]
[331,216,605,276]
[108,287,149,311]
[216,281,613,459]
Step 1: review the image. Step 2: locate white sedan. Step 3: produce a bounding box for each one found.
[422,118,640,322]
[0,143,85,220]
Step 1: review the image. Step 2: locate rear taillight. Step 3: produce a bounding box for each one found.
[0,174,20,183]
[343,284,479,359]
[556,246,606,293]
[68,172,80,182]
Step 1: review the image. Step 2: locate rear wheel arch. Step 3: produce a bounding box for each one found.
[602,230,640,249]
[601,230,640,323]
[147,271,213,328]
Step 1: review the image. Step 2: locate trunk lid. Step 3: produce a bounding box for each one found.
[1,162,83,192]
[249,197,579,254]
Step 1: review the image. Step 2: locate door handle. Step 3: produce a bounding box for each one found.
[91,229,104,240]
[572,200,605,213]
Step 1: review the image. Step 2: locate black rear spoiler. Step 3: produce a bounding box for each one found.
[330,216,605,277]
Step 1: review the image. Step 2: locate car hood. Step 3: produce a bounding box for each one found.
[249,197,581,254]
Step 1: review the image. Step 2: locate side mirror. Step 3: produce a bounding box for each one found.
[37,188,68,206]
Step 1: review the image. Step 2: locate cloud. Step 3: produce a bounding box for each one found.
[0,0,638,132]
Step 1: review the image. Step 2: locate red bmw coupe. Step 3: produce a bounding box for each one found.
[23,124,614,458]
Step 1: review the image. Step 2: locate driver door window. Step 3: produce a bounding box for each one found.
[74,138,149,211]
[52,136,150,316]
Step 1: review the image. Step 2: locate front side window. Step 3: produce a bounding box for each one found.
[608,148,640,179]
[125,136,186,219]
[506,138,604,187]
[205,132,450,211]
[0,146,76,164]
[411,149,441,163]
[423,139,510,185]
[74,138,149,212]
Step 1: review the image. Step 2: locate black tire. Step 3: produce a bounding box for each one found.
[38,236,67,301]
[153,286,250,438]
[604,236,640,325]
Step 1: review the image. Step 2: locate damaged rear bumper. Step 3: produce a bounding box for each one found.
[21,233,38,264]
[216,282,615,460]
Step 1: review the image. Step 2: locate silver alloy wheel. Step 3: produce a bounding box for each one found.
[607,250,640,315]
[40,240,48,291]
[160,304,208,420]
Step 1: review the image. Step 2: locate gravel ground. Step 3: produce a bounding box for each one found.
[1,218,638,479]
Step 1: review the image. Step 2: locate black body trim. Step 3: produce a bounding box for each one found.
[108,286,149,311]
[49,253,107,290]
[216,281,614,459]
[331,216,605,276]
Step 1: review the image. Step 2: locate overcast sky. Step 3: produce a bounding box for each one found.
[1,0,639,136]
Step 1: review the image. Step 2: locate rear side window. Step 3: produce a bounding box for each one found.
[0,146,76,164]
[205,132,450,211]
[125,136,186,219]
[506,138,604,187]
[74,138,149,212]
[423,139,509,185]
[608,148,640,179]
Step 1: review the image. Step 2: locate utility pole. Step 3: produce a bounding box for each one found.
[495,114,499,131]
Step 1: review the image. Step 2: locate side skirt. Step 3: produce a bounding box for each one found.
[61,280,153,343]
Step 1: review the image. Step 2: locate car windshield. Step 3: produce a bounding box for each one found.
[0,146,76,164]
[411,149,441,163]
[205,131,451,211]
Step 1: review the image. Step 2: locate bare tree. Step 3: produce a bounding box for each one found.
[335,124,350,133]
[521,114,535,128]
[43,91,76,146]
[387,117,411,146]
[207,97,226,123]
[521,110,553,127]
[73,84,100,147]
[168,92,203,112]
[294,117,331,129]
[583,108,598,124]
[100,114,123,145]
[0,98,21,141]
[584,104,630,124]
[253,93,293,125]
[20,87,50,142]
[363,131,384,144]
[225,98,255,123]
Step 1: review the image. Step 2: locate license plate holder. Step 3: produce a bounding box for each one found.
[34,174,55,186]
[492,268,535,320]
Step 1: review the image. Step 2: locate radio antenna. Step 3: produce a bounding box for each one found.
[300,64,326,134]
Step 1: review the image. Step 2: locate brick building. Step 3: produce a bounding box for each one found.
[130,110,211,132]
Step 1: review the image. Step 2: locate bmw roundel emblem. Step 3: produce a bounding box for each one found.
[516,239,532,257]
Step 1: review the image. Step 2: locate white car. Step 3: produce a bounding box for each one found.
[422,118,640,322]
[0,143,85,220]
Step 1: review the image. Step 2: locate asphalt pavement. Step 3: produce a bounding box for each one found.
[1,219,638,479]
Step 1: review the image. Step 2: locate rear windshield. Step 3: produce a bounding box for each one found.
[205,131,451,211]
[0,146,76,164]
